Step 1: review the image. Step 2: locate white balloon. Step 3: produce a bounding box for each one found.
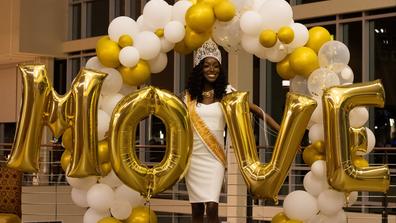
[136,15,146,31]
[143,0,172,30]
[110,199,132,220]
[349,107,368,127]
[346,191,358,206]
[100,68,123,96]
[119,46,140,68]
[252,0,268,11]
[311,160,327,179]
[240,11,262,36]
[318,40,350,73]
[115,184,145,207]
[317,189,345,216]
[134,31,161,60]
[119,84,137,95]
[71,188,89,207]
[231,0,254,13]
[171,0,192,25]
[98,109,111,140]
[283,190,318,221]
[265,41,287,62]
[287,23,309,51]
[160,37,175,53]
[148,53,168,73]
[108,16,139,42]
[254,45,269,59]
[164,21,185,43]
[259,0,293,31]
[309,123,324,143]
[101,93,125,116]
[290,75,310,96]
[241,34,261,54]
[86,183,115,212]
[99,170,123,188]
[310,99,323,124]
[86,57,104,71]
[339,65,354,84]
[83,208,110,223]
[321,209,347,223]
[303,171,328,196]
[213,18,242,53]
[306,214,324,223]
[66,175,97,190]
[307,68,340,98]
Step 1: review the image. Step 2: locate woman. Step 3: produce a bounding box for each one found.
[184,40,280,223]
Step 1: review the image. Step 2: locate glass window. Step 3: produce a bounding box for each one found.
[71,3,81,40]
[86,0,109,37]
[115,0,125,17]
[129,0,142,20]
[343,22,362,83]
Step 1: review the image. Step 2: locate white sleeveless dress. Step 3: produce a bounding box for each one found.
[185,101,226,203]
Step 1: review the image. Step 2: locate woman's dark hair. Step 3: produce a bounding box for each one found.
[186,58,228,102]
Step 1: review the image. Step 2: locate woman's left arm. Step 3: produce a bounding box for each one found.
[249,103,281,131]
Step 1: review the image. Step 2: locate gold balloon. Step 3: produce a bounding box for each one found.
[213,0,236,22]
[259,30,277,48]
[305,26,331,53]
[278,26,294,44]
[109,86,193,199]
[118,60,151,86]
[221,92,316,201]
[272,212,289,223]
[198,0,222,7]
[322,80,389,192]
[154,28,164,38]
[312,140,325,154]
[96,36,121,68]
[0,214,21,223]
[7,65,106,178]
[98,217,122,223]
[302,145,325,166]
[98,139,110,164]
[62,128,73,151]
[174,40,193,55]
[118,34,133,48]
[101,162,112,176]
[185,3,215,33]
[61,150,71,172]
[124,206,157,223]
[286,220,303,223]
[276,55,296,80]
[352,156,369,168]
[184,26,211,50]
[289,47,319,77]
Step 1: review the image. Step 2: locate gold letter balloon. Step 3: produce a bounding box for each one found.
[221,92,316,201]
[109,86,193,199]
[322,80,389,192]
[7,64,106,177]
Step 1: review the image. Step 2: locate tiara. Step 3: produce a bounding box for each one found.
[193,39,222,67]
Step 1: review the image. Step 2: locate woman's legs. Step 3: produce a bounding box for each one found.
[191,203,205,223]
[205,202,219,223]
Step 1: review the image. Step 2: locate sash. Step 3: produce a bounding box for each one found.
[186,93,227,167]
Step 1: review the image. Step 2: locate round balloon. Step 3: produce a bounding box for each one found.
[318,40,350,73]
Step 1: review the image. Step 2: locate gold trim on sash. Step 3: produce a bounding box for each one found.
[186,93,227,167]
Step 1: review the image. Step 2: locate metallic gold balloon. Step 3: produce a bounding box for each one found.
[276,55,296,80]
[118,60,151,86]
[98,139,110,164]
[7,64,106,178]
[118,34,133,48]
[185,3,215,33]
[322,80,389,192]
[312,140,325,154]
[302,145,325,166]
[213,0,236,22]
[278,26,294,44]
[124,206,157,223]
[61,150,72,172]
[272,212,289,223]
[198,0,222,7]
[221,92,316,201]
[0,214,21,223]
[305,26,331,53]
[96,36,121,68]
[62,128,73,151]
[286,220,303,223]
[109,86,193,199]
[154,28,164,38]
[174,40,193,55]
[259,30,277,48]
[98,217,122,223]
[101,162,112,176]
[184,26,211,50]
[352,156,369,168]
[289,47,319,78]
